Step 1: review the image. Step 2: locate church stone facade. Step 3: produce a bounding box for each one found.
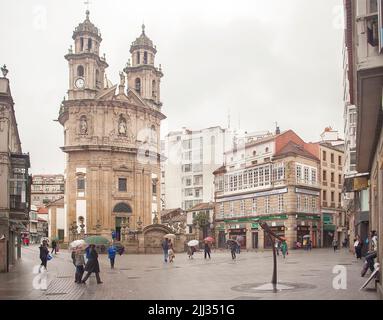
[58,11,165,242]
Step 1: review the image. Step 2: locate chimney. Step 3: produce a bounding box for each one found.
[275,126,281,135]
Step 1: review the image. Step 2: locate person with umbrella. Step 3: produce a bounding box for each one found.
[108,244,117,269]
[168,239,175,263]
[81,244,103,284]
[187,240,199,259]
[74,247,86,283]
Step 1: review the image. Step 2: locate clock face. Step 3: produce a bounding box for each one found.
[75,78,85,89]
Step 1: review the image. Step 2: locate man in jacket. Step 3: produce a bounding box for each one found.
[108,245,117,269]
[39,240,49,271]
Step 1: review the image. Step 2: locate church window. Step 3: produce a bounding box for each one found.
[80,37,84,51]
[152,80,156,97]
[77,176,85,191]
[96,70,100,88]
[144,51,148,64]
[118,178,127,192]
[77,65,84,77]
[88,38,92,50]
[137,52,140,64]
[135,78,141,94]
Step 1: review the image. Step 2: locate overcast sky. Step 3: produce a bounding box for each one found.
[0,0,345,174]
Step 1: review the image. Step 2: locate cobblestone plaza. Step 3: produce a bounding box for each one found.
[0,246,377,300]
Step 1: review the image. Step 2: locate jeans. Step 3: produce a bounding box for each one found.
[231,250,236,260]
[110,258,115,269]
[40,258,47,270]
[75,265,84,283]
[163,250,168,262]
[51,247,57,254]
[204,251,211,259]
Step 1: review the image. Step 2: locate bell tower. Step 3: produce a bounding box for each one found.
[124,24,163,109]
[65,10,108,100]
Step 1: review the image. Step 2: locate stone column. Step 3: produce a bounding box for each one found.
[258,228,264,252]
[285,215,296,249]
[246,223,252,251]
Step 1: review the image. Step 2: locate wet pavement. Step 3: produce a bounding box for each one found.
[0,245,378,300]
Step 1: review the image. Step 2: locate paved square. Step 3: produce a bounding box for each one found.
[0,246,378,300]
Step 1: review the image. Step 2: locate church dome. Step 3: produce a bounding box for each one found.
[130,24,156,54]
[72,10,101,40]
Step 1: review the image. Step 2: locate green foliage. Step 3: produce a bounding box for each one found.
[193,211,209,228]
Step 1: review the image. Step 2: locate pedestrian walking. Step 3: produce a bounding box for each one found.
[204,241,211,259]
[168,239,175,263]
[187,246,196,259]
[162,237,169,263]
[81,244,103,284]
[39,240,49,271]
[281,240,288,259]
[108,244,117,269]
[308,239,312,251]
[236,241,241,254]
[332,239,338,252]
[51,240,58,254]
[74,249,85,283]
[275,240,280,256]
[229,241,237,260]
[26,237,29,246]
[354,235,363,259]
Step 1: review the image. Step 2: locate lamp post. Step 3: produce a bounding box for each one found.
[71,221,78,241]
[259,222,286,292]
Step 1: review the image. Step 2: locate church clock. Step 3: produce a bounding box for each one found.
[75,78,85,89]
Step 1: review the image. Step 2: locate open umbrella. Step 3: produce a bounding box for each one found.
[187,240,199,247]
[226,239,236,244]
[164,234,176,239]
[204,237,214,243]
[303,235,311,239]
[84,235,110,245]
[69,239,86,250]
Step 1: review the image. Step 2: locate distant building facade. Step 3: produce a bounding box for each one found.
[31,174,64,208]
[0,67,31,272]
[214,130,321,250]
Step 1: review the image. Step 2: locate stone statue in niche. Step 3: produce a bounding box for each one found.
[80,116,88,135]
[119,71,125,86]
[118,115,127,136]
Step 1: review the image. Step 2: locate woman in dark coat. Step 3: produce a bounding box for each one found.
[39,240,49,271]
[204,241,211,259]
[81,245,102,284]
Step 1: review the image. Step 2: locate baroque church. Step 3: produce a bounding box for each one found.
[58,10,165,242]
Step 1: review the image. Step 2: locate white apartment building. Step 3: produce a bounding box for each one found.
[162,126,234,210]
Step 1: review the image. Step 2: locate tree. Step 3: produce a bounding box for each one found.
[193,211,210,239]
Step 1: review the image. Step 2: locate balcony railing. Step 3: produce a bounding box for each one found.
[296,179,320,188]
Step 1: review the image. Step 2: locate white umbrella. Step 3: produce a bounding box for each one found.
[187,240,199,247]
[303,235,311,239]
[69,239,86,250]
[164,234,176,239]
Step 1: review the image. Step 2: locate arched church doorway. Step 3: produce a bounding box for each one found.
[112,202,132,241]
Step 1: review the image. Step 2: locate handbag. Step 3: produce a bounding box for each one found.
[47,254,53,261]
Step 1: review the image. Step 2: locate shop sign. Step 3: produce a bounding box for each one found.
[297,214,320,220]
[258,214,287,221]
[251,223,259,229]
